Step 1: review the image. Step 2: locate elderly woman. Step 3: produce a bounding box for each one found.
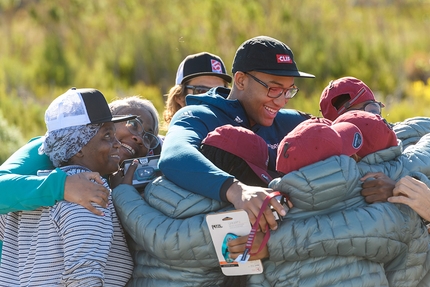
[0,94,160,216]
[0,93,160,265]
[0,88,134,285]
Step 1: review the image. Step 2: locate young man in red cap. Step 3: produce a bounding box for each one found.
[334,110,403,203]
[319,76,384,121]
[200,124,273,287]
[159,35,315,232]
[319,76,397,203]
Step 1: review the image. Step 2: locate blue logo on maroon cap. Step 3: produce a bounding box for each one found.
[352,132,363,149]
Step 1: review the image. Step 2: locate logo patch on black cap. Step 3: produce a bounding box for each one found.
[211,59,223,73]
[276,54,293,63]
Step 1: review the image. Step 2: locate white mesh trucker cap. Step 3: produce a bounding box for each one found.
[45,88,135,132]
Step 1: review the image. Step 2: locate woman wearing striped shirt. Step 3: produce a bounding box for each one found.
[0,88,134,286]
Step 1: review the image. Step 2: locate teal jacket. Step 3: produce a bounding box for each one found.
[0,137,67,257]
[0,137,66,213]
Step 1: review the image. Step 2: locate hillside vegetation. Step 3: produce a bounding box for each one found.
[1,0,430,162]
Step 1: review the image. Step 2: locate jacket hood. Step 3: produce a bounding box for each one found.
[185,87,252,128]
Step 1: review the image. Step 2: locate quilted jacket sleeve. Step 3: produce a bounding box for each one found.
[0,137,66,214]
[400,133,430,178]
[268,203,428,286]
[143,177,228,219]
[268,202,427,261]
[358,133,430,181]
[112,181,228,268]
[393,117,430,150]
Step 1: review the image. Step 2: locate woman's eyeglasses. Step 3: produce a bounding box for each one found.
[125,118,160,149]
[245,72,299,99]
[185,85,212,95]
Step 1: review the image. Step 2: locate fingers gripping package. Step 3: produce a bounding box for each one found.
[121,155,162,189]
[206,210,264,276]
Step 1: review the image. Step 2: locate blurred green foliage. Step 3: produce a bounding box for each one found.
[0,110,25,162]
[1,0,430,163]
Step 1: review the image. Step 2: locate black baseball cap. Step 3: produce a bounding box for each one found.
[232,36,315,78]
[175,52,232,85]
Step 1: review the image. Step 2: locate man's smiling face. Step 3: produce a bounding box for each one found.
[238,71,296,127]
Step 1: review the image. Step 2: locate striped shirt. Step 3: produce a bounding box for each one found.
[0,166,133,286]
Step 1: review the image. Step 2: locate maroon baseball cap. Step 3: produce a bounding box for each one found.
[300,116,333,126]
[333,111,398,158]
[320,77,378,121]
[276,119,363,175]
[202,125,272,184]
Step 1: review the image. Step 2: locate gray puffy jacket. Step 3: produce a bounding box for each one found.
[113,177,230,286]
[259,154,430,286]
[113,117,430,286]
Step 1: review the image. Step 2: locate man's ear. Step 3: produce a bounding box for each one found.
[233,71,247,90]
[74,150,84,158]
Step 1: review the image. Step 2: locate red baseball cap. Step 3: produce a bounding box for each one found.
[276,119,363,175]
[320,76,377,121]
[300,116,333,126]
[287,117,362,156]
[333,111,398,158]
[202,125,272,184]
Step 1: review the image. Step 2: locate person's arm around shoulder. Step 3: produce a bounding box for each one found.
[159,107,234,200]
[160,107,286,231]
[0,137,109,215]
[229,200,420,263]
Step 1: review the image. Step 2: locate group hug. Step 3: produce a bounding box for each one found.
[1,35,430,286]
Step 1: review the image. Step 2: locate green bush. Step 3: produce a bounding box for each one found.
[0,110,26,163]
